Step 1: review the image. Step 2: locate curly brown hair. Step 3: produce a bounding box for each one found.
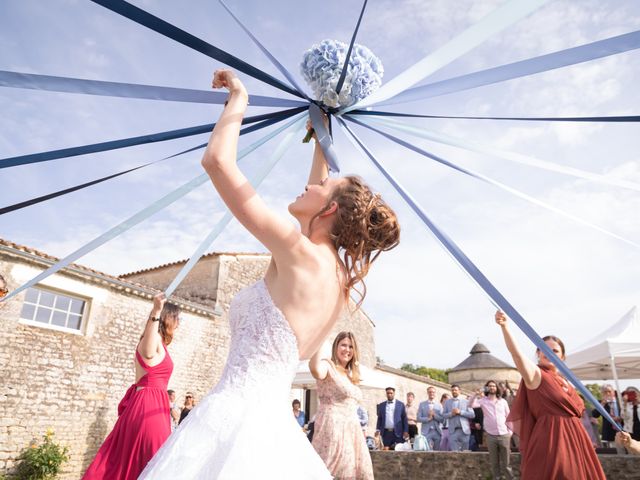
[310,175,400,307]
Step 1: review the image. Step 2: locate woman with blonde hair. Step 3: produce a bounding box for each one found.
[310,332,373,479]
[140,70,399,479]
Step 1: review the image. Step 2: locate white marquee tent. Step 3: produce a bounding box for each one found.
[565,306,640,394]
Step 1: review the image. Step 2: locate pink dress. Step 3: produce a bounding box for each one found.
[83,344,173,480]
[312,362,374,480]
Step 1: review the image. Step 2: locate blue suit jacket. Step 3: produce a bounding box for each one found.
[376,399,409,438]
[417,400,444,435]
[443,397,475,435]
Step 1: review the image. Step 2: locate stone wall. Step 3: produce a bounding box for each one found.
[371,451,640,480]
[0,251,221,479]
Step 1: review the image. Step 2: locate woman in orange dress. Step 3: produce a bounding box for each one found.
[495,311,605,479]
[309,332,373,480]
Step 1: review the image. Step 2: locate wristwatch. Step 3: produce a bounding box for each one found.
[150,316,160,322]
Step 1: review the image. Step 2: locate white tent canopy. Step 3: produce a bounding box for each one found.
[565,306,640,381]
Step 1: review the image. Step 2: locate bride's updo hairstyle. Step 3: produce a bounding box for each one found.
[312,175,400,307]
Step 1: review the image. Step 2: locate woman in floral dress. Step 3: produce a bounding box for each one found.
[309,332,374,480]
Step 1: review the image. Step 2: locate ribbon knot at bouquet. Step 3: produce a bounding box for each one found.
[300,39,383,142]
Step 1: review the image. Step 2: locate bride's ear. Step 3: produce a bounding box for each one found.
[319,201,338,217]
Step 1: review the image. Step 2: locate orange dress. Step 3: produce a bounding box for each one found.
[508,367,606,479]
[312,362,373,480]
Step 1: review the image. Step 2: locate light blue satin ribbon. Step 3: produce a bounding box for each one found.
[358,114,640,193]
[342,0,550,112]
[164,117,306,297]
[377,30,640,106]
[348,116,640,249]
[1,113,305,303]
[218,0,309,99]
[309,103,340,172]
[0,70,306,107]
[337,117,622,430]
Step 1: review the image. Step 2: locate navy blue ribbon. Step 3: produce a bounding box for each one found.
[335,0,368,95]
[349,110,640,123]
[0,110,302,215]
[0,107,306,169]
[0,70,307,107]
[218,0,308,99]
[90,0,303,98]
[337,117,621,430]
[377,30,640,106]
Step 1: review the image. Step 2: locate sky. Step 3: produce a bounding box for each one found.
[1,0,639,389]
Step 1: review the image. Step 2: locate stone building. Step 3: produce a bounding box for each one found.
[447,341,521,392]
[1,238,423,478]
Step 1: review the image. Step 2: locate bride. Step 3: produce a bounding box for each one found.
[140,69,400,479]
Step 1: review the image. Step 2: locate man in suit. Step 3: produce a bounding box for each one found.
[376,387,409,449]
[443,384,476,451]
[417,386,444,450]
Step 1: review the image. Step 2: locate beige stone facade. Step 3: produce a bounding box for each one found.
[447,342,521,392]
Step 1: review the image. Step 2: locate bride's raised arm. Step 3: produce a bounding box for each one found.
[201,69,304,260]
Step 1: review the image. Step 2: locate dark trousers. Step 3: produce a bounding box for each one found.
[382,429,403,448]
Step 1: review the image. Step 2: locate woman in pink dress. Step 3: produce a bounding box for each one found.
[310,332,374,480]
[83,293,180,480]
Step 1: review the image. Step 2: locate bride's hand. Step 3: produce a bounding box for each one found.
[212,69,247,97]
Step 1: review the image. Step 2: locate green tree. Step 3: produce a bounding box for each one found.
[401,363,450,383]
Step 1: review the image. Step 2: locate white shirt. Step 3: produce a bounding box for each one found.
[385,400,396,429]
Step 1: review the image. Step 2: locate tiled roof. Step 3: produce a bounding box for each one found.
[450,342,515,371]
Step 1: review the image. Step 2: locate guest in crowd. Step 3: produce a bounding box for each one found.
[471,380,513,479]
[417,386,443,450]
[443,385,475,451]
[292,399,306,429]
[405,392,419,440]
[167,390,180,432]
[592,384,623,451]
[179,392,195,425]
[0,274,7,299]
[621,387,640,441]
[376,387,409,450]
[469,391,484,451]
[357,404,368,437]
[495,310,605,479]
[310,331,373,479]
[616,431,640,455]
[83,293,180,480]
[439,393,451,451]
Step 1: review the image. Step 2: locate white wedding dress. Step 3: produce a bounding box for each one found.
[139,279,332,479]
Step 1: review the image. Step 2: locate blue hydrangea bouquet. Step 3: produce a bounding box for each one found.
[300,39,383,142]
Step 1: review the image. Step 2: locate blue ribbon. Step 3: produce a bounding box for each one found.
[309,103,340,172]
[337,117,622,430]
[1,113,305,304]
[350,110,640,123]
[343,0,550,112]
[0,107,306,169]
[357,114,640,193]
[0,70,307,108]
[218,0,309,99]
[164,117,306,297]
[0,111,302,215]
[377,30,640,106]
[90,0,303,99]
[335,0,368,95]
[347,116,640,248]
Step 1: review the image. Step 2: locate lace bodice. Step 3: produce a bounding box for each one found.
[215,279,300,395]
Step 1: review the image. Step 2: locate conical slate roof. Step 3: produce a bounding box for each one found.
[450,341,514,371]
